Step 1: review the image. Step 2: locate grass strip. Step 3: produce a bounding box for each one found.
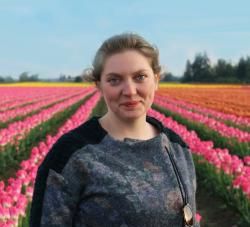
[194,155,250,226]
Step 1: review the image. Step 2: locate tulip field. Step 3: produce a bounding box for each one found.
[153,84,250,226]
[0,83,249,226]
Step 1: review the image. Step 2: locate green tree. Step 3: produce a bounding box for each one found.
[214,59,236,83]
[237,57,246,81]
[160,72,180,82]
[0,76,4,82]
[74,76,83,82]
[236,57,250,82]
[182,60,193,82]
[59,74,66,81]
[29,74,39,81]
[5,75,15,83]
[191,53,212,82]
[245,57,250,82]
[19,72,29,82]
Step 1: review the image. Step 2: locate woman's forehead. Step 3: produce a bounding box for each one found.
[102,50,153,75]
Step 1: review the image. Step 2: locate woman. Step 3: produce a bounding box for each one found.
[30,33,199,226]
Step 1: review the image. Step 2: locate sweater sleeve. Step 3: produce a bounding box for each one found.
[29,133,87,227]
[40,154,89,227]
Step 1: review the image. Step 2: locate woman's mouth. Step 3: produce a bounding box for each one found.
[121,101,139,107]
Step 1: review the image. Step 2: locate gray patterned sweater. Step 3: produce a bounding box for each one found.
[30,116,199,227]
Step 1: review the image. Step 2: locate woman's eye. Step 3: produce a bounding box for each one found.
[108,78,120,85]
[135,74,146,81]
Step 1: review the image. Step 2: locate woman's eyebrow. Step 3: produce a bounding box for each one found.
[105,72,121,77]
[105,69,148,77]
[132,69,148,75]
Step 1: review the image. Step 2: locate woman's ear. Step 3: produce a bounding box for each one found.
[154,74,160,91]
[95,81,100,88]
[95,81,103,94]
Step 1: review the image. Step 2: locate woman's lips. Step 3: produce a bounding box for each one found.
[121,101,140,107]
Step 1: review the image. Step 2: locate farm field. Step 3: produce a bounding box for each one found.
[155,84,250,226]
[0,83,249,226]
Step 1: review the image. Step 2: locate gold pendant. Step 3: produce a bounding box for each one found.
[183,203,193,226]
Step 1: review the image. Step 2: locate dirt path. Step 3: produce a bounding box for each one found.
[196,182,241,227]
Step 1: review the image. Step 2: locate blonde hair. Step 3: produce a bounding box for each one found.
[83,33,161,82]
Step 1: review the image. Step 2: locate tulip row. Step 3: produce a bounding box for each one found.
[0,88,94,147]
[156,93,250,129]
[0,87,84,112]
[0,92,96,180]
[0,87,51,106]
[0,90,87,123]
[0,92,101,227]
[148,109,250,224]
[153,102,250,159]
[158,87,250,117]
[148,109,250,197]
[154,95,250,143]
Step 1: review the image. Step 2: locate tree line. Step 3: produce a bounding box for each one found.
[161,53,250,83]
[0,72,84,83]
[1,54,250,83]
[180,53,250,83]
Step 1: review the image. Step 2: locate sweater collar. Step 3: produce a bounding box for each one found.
[91,115,165,135]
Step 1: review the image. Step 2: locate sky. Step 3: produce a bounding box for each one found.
[0,0,250,79]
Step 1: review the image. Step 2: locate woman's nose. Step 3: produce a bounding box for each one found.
[122,80,137,95]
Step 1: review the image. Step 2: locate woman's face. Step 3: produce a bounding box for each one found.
[97,50,159,121]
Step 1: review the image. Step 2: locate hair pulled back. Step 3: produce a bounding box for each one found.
[83,33,161,82]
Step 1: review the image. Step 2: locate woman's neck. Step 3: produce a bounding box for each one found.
[99,113,158,141]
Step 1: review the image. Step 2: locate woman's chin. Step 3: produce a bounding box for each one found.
[117,111,146,121]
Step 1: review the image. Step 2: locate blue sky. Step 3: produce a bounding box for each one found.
[0,0,250,79]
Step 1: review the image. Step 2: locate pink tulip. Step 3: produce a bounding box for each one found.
[148,109,250,198]
[243,156,250,165]
[0,87,86,112]
[0,91,101,224]
[156,94,250,127]
[0,88,95,146]
[195,212,202,222]
[0,89,85,123]
[154,95,250,142]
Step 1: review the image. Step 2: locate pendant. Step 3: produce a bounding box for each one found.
[183,203,193,226]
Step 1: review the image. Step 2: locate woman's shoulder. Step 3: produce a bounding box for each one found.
[39,116,107,173]
[162,127,188,148]
[146,115,188,149]
[30,119,107,227]
[57,116,106,145]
